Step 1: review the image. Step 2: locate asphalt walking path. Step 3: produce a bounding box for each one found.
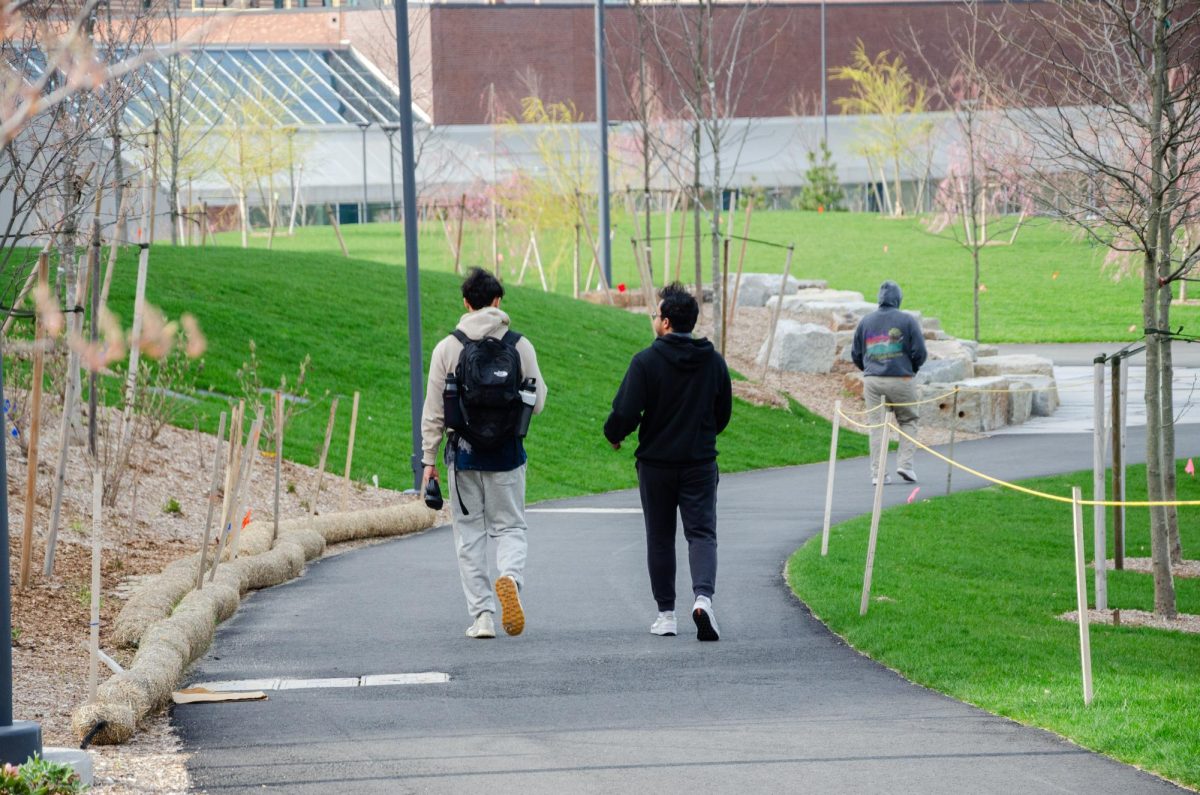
[174,352,1198,793]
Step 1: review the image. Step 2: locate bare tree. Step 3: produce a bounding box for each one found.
[984,0,1200,617]
[641,0,776,353]
[912,8,1029,342]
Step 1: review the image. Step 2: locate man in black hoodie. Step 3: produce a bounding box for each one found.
[604,283,733,641]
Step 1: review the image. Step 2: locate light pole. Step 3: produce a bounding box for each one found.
[381,123,399,221]
[356,120,371,224]
[820,0,828,144]
[595,0,612,287]
[0,350,42,764]
[393,0,425,490]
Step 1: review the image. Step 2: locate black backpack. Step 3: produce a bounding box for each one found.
[446,329,524,450]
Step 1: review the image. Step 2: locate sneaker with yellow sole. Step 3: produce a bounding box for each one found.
[494,575,525,636]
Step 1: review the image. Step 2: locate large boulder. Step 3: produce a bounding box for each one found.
[926,339,977,364]
[915,357,971,385]
[1008,380,1034,425]
[973,354,1055,379]
[757,320,836,373]
[765,289,866,313]
[919,376,1011,432]
[784,300,878,330]
[1015,374,1060,416]
[726,273,803,307]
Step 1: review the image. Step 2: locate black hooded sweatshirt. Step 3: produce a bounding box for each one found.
[604,333,733,467]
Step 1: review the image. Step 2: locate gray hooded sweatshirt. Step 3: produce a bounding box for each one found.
[851,281,927,377]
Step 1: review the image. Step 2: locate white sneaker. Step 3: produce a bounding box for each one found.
[650,611,677,636]
[691,596,720,641]
[872,474,892,486]
[897,468,918,483]
[466,612,495,639]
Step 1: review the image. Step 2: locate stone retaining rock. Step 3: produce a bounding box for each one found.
[757,320,836,373]
[973,354,1055,378]
[915,357,972,385]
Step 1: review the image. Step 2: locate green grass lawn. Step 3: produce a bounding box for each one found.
[788,462,1200,789]
[95,244,867,501]
[216,211,1200,344]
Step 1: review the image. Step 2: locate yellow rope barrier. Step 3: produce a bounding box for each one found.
[836,408,1200,509]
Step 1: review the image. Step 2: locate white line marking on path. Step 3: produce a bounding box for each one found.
[194,672,450,692]
[527,508,643,514]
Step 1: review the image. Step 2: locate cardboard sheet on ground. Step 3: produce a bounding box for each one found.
[171,687,268,705]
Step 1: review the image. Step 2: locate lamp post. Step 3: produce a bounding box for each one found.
[820,0,828,144]
[0,350,42,764]
[393,0,425,491]
[595,0,612,287]
[356,120,371,224]
[381,123,399,221]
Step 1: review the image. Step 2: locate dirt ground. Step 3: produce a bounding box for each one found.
[7,395,423,793]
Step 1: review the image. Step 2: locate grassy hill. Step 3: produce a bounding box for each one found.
[216,211,1200,344]
[789,463,1200,788]
[103,244,867,501]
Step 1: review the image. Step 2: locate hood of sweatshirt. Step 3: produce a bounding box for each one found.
[455,306,511,339]
[651,333,715,371]
[878,280,903,308]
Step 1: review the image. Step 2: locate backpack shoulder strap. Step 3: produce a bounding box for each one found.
[500,330,522,347]
[452,329,472,346]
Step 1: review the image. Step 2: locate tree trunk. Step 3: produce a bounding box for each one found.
[1145,0,1178,618]
[1160,223,1182,564]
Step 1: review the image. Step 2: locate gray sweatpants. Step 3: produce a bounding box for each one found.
[862,376,919,475]
[447,464,528,619]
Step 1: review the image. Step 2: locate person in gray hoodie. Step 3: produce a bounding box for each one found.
[421,268,548,640]
[851,280,927,484]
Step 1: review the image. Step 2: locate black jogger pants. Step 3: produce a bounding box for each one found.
[636,460,719,612]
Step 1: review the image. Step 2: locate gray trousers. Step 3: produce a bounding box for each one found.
[862,376,919,475]
[447,464,528,619]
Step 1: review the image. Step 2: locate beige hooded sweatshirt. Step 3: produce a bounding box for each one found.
[421,306,548,466]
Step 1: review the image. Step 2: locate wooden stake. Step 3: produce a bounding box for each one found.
[572,223,581,299]
[273,391,283,546]
[454,193,466,275]
[88,465,101,702]
[1111,356,1124,569]
[629,237,655,310]
[860,420,892,616]
[720,237,730,356]
[99,194,127,310]
[148,117,160,243]
[340,391,360,511]
[728,200,754,327]
[664,191,675,282]
[208,402,244,582]
[18,253,48,589]
[945,387,959,496]
[200,201,210,246]
[675,193,688,283]
[327,203,349,258]
[758,244,796,382]
[229,409,264,558]
[820,400,842,557]
[113,236,151,501]
[195,411,227,590]
[1,264,40,338]
[45,225,98,577]
[1092,361,1108,609]
[311,396,339,516]
[1071,486,1095,705]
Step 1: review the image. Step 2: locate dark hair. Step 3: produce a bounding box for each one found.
[658,282,698,333]
[461,267,504,310]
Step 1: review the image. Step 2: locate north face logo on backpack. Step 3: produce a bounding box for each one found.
[446,329,524,450]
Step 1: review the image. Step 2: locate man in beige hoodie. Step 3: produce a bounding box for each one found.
[421,268,548,639]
